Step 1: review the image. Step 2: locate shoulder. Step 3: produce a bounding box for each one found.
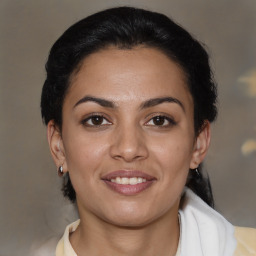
[234,226,256,256]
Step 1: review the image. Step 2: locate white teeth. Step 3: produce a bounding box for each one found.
[122,177,129,184]
[110,177,147,185]
[129,177,138,185]
[137,177,143,183]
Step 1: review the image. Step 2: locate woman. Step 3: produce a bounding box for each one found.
[41,7,255,256]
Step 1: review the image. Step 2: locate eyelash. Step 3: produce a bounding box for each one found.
[81,114,112,127]
[145,115,177,127]
[81,114,176,128]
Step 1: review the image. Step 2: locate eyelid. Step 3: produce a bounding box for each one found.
[144,113,177,126]
[81,112,112,126]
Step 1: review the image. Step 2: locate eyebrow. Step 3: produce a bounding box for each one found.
[74,96,115,109]
[140,97,185,112]
[74,95,185,112]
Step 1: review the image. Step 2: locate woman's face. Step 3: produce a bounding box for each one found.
[49,46,209,227]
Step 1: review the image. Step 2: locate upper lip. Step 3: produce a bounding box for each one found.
[101,170,156,181]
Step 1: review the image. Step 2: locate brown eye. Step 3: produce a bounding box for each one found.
[91,116,104,125]
[82,115,111,126]
[152,116,166,126]
[146,115,176,127]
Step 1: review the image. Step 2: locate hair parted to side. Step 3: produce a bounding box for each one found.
[41,7,217,207]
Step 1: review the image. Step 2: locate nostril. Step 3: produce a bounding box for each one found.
[111,151,147,162]
[109,129,149,161]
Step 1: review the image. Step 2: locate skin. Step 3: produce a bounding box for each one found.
[48,46,211,256]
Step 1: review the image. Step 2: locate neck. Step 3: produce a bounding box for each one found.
[70,202,180,256]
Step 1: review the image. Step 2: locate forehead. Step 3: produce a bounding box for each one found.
[66,46,192,108]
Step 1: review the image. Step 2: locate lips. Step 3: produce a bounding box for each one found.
[101,170,156,195]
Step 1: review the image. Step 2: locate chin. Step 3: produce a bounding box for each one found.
[98,201,168,228]
[105,212,156,228]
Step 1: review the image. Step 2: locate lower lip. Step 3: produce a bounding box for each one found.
[102,180,155,195]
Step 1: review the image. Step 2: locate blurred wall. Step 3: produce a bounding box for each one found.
[0,0,255,255]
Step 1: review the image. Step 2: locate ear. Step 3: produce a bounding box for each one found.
[190,121,211,169]
[47,120,67,173]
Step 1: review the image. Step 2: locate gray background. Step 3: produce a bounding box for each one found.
[0,0,255,255]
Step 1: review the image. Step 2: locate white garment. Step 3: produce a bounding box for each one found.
[56,188,237,256]
[179,188,236,256]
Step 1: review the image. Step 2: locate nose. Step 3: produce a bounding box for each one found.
[110,122,149,162]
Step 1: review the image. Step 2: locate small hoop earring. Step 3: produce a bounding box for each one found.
[58,166,64,177]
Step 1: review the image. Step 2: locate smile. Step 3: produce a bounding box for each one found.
[110,177,147,185]
[102,170,156,195]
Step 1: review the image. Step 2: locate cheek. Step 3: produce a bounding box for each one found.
[62,133,111,204]
[149,136,192,204]
[63,131,109,177]
[150,134,194,179]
